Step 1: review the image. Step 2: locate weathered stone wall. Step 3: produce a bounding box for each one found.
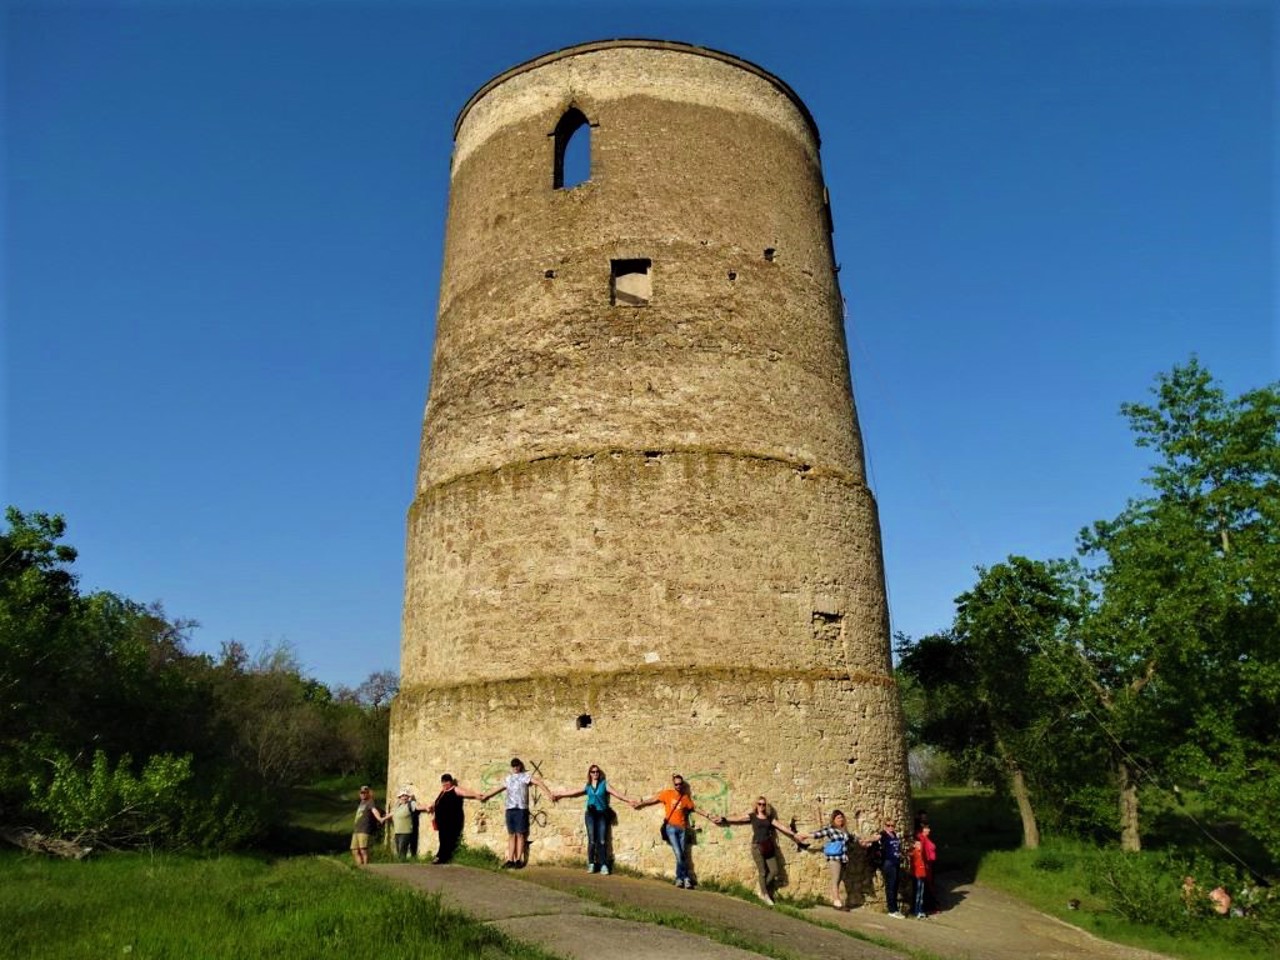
[390,40,910,896]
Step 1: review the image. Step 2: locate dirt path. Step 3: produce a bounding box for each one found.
[371,862,1176,960]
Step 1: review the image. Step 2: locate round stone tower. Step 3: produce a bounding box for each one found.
[390,39,909,894]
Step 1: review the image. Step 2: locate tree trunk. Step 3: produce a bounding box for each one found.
[1117,758,1141,852]
[994,731,1040,848]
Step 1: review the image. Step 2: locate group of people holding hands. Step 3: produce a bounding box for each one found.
[352,759,941,915]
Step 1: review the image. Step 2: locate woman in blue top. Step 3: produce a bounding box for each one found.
[552,764,633,874]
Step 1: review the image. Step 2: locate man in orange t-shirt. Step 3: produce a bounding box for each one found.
[633,773,718,888]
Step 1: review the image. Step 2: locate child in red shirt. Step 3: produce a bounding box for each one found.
[908,840,929,918]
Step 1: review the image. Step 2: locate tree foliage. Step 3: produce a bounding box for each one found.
[1075,359,1280,853]
[899,360,1280,865]
[898,557,1087,847]
[0,508,396,850]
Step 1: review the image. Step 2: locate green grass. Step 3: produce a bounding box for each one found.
[0,852,563,960]
[975,839,1274,960]
[914,789,1276,960]
[271,777,367,854]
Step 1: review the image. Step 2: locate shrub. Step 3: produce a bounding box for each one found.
[30,750,194,848]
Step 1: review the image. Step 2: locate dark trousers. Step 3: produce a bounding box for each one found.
[436,825,461,863]
[882,860,900,913]
[394,833,414,859]
[585,808,609,868]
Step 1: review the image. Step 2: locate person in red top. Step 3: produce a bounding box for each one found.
[633,773,719,888]
[908,839,929,919]
[917,823,939,913]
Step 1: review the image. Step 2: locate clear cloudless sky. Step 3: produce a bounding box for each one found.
[4,0,1275,689]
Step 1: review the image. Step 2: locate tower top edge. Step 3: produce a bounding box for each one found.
[453,38,821,147]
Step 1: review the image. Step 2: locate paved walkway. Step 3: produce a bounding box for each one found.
[369,863,1176,960]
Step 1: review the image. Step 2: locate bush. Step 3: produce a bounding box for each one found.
[1086,847,1278,948]
[27,749,271,851]
[30,750,194,848]
[1085,848,1194,930]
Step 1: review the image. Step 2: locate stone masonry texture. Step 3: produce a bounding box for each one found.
[390,39,911,897]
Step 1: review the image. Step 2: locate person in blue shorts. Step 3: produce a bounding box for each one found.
[483,757,551,867]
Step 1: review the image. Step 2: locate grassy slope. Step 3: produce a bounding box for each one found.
[0,852,563,960]
[916,789,1275,960]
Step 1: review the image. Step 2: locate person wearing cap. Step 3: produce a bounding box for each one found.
[388,786,418,860]
[350,785,384,866]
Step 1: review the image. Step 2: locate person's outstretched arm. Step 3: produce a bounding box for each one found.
[769,817,803,841]
[606,786,633,805]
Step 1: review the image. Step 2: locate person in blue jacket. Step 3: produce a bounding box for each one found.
[878,817,905,917]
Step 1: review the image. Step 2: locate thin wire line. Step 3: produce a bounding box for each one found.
[846,306,1264,878]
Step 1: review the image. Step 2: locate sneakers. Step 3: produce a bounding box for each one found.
[758,888,775,906]
[832,900,844,910]
[587,864,597,874]
[600,865,610,875]
[675,878,693,889]
[915,914,929,920]
[888,911,906,919]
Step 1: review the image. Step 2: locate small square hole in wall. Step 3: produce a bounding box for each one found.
[611,258,652,306]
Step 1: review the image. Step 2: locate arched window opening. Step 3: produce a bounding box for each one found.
[553,108,591,189]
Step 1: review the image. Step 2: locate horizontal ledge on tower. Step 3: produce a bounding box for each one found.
[417,447,865,500]
[396,665,898,702]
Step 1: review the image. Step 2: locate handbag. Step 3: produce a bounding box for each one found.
[431,789,446,831]
[824,835,847,857]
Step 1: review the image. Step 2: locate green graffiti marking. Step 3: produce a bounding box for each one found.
[687,771,734,840]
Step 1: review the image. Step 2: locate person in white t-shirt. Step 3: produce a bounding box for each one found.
[483,757,551,867]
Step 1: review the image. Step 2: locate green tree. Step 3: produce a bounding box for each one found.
[1076,359,1280,854]
[898,556,1083,847]
[0,509,85,811]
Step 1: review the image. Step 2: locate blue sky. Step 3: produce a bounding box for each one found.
[4,1,1275,688]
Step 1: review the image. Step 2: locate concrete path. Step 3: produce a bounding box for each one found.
[370,863,1176,960]
[370,863,896,960]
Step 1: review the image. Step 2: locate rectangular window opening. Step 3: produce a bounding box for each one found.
[611,258,652,306]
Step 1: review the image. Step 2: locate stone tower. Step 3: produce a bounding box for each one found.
[390,39,909,893]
